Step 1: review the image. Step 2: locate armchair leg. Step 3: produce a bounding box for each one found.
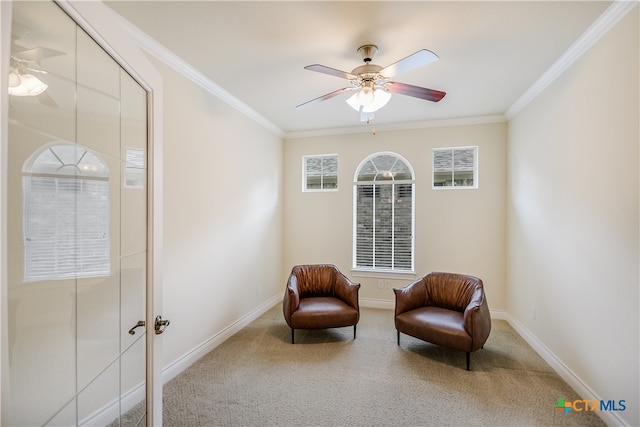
[354,325,357,340]
[291,329,295,344]
[397,331,400,346]
[466,352,470,371]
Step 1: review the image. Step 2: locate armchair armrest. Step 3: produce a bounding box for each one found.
[393,278,428,317]
[463,287,491,350]
[333,272,360,310]
[282,274,301,326]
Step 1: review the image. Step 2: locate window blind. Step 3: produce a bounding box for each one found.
[23,144,111,281]
[354,153,414,272]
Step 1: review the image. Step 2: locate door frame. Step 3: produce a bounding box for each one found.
[0,0,165,424]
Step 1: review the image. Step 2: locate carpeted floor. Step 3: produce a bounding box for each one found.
[159,304,606,426]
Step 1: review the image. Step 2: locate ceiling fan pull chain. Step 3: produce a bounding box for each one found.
[364,117,376,135]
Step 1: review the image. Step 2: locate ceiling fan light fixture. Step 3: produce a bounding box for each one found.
[346,87,392,113]
[363,89,391,113]
[8,73,48,96]
[345,91,361,111]
[357,86,375,105]
[8,71,21,88]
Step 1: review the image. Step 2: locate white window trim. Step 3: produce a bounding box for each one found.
[350,269,416,280]
[302,153,338,192]
[352,151,415,275]
[432,145,479,190]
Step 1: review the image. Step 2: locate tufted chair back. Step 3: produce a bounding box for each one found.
[291,264,339,297]
[425,272,483,313]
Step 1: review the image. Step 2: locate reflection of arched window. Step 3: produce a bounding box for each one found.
[22,143,110,281]
[353,152,414,273]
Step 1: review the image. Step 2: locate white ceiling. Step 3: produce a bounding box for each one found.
[104,1,613,136]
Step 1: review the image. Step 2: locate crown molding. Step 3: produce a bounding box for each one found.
[112,14,285,138]
[505,0,638,119]
[283,115,507,140]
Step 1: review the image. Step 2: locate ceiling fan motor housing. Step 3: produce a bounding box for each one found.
[357,44,378,63]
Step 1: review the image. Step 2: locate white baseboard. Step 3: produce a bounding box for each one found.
[489,308,508,321]
[504,313,626,427]
[162,294,281,383]
[79,381,145,426]
[360,298,395,310]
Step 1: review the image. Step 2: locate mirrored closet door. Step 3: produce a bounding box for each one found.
[7,1,149,425]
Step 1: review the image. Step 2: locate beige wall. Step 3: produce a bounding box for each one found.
[507,9,639,426]
[150,58,284,368]
[3,2,637,425]
[284,123,507,309]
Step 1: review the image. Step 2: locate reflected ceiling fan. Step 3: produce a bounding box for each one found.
[296,45,446,121]
[9,44,63,106]
[9,23,64,105]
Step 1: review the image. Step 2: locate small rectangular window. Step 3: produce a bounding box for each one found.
[303,154,338,191]
[125,148,145,189]
[432,146,478,189]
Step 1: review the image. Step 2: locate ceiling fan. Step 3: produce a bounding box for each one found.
[296,45,446,121]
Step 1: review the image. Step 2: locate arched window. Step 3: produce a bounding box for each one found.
[22,143,110,281]
[353,152,414,273]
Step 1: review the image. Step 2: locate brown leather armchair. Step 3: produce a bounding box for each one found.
[283,264,360,344]
[393,272,491,370]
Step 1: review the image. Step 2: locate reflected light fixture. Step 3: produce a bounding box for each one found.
[8,71,48,96]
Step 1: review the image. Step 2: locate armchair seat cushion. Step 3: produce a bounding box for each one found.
[395,307,471,352]
[292,297,359,330]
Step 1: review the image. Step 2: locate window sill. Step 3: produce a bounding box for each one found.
[432,186,478,190]
[350,269,416,280]
[302,188,338,193]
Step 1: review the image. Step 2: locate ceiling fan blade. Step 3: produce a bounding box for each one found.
[380,49,439,78]
[37,91,57,108]
[13,47,65,63]
[296,87,354,109]
[304,64,357,80]
[386,82,446,102]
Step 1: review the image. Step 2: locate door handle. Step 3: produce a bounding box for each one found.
[128,320,145,335]
[155,315,170,335]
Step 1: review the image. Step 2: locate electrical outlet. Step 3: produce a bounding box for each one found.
[378,280,385,289]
